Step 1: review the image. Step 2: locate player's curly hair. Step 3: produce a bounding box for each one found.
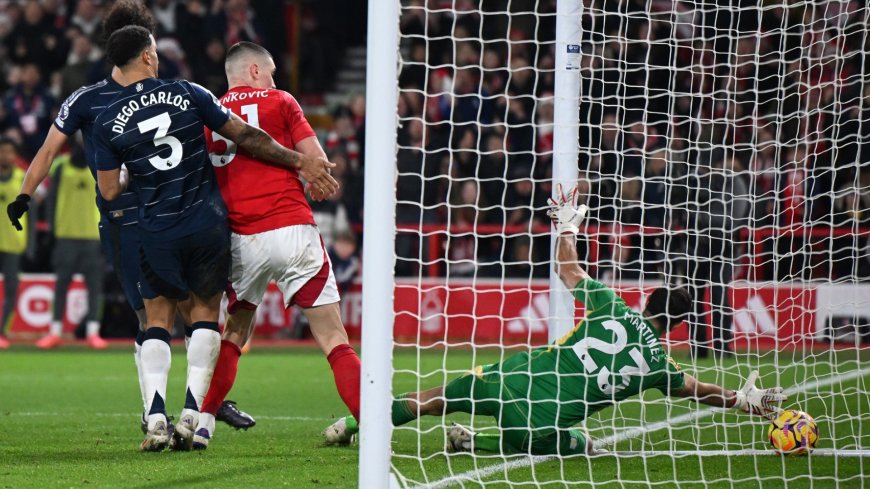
[644,286,691,330]
[106,26,152,68]
[101,0,155,44]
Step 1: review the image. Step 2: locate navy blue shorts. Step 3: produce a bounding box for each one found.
[138,221,231,301]
[99,218,145,311]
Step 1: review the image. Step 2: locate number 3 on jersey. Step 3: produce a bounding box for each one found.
[571,320,650,396]
[138,112,183,170]
[210,104,259,167]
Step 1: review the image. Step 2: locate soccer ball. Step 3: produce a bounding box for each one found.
[767,409,818,455]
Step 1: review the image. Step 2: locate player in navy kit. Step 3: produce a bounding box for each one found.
[3,2,255,435]
[93,26,337,452]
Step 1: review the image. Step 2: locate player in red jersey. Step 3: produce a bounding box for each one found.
[194,42,360,449]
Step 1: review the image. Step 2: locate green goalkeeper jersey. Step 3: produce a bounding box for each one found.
[494,278,685,430]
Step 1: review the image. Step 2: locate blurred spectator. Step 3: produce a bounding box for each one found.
[70,0,101,39]
[3,64,56,158]
[0,138,25,349]
[192,38,229,96]
[58,28,98,100]
[311,188,351,250]
[5,1,67,78]
[36,140,106,349]
[328,231,360,294]
[210,0,264,47]
[676,155,750,359]
[325,108,361,169]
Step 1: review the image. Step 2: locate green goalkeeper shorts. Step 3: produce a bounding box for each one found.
[443,359,588,456]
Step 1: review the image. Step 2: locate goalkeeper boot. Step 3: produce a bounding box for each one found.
[172,409,198,451]
[140,415,171,452]
[446,422,475,453]
[217,400,256,430]
[322,415,357,446]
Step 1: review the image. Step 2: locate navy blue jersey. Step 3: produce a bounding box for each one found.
[54,77,139,224]
[93,78,231,239]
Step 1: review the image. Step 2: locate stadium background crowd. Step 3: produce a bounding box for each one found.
[394,0,870,282]
[0,0,868,341]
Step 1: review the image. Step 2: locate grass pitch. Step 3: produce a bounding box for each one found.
[1,346,868,488]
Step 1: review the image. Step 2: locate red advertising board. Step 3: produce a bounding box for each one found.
[3,275,861,347]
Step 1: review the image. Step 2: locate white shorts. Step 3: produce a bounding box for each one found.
[226,224,340,313]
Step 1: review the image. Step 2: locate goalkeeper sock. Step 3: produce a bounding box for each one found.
[183,322,220,414]
[391,394,417,426]
[201,340,242,415]
[327,343,361,422]
[473,433,502,453]
[140,327,171,427]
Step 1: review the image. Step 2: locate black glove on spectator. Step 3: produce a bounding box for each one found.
[7,194,30,231]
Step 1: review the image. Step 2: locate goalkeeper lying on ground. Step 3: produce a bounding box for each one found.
[322,184,787,455]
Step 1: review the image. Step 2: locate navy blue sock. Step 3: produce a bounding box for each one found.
[144,326,172,344]
[190,321,220,333]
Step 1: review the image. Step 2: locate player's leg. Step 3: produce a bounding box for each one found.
[175,222,229,450]
[99,219,149,427]
[137,233,193,451]
[194,231,267,448]
[302,303,361,422]
[198,306,256,436]
[176,290,221,449]
[39,239,75,348]
[138,294,177,452]
[284,225,361,422]
[0,251,21,348]
[324,365,500,445]
[81,240,108,349]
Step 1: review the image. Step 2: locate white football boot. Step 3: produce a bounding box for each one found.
[172,409,198,451]
[322,416,356,446]
[140,415,171,452]
[446,422,475,452]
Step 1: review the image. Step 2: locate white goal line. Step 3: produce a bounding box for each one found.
[405,365,870,489]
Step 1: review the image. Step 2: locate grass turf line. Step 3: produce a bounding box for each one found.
[1,347,868,488]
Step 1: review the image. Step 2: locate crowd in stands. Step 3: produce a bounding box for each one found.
[0,0,365,339]
[393,0,870,281]
[1,0,869,334]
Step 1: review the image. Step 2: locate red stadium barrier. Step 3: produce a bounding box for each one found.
[5,264,868,348]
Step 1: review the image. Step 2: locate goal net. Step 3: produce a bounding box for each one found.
[361,1,870,487]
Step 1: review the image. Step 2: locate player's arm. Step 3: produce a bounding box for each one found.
[93,121,125,201]
[97,168,124,201]
[215,114,339,196]
[547,184,590,289]
[6,126,68,230]
[672,371,787,418]
[295,135,331,201]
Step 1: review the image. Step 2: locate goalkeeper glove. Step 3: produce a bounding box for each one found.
[6,194,30,231]
[733,370,787,419]
[547,183,588,235]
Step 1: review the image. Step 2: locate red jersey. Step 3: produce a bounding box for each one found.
[206,86,316,234]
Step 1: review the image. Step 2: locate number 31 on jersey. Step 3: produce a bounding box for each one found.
[210,104,259,167]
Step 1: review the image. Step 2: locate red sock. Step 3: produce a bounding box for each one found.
[201,340,242,415]
[327,343,361,422]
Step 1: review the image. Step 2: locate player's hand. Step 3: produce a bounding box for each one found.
[734,370,787,419]
[306,182,328,202]
[298,155,339,199]
[546,183,588,235]
[6,194,30,231]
